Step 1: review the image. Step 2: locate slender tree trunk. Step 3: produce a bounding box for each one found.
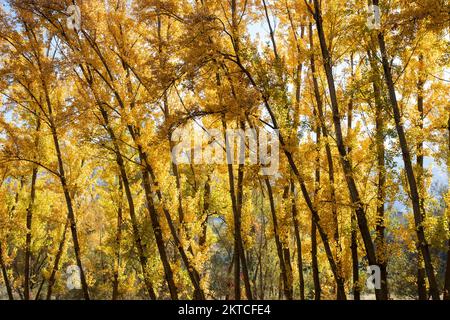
[368,47,390,300]
[46,220,68,300]
[199,176,210,247]
[228,17,344,299]
[24,117,41,300]
[371,0,439,300]
[112,176,123,300]
[347,60,360,300]
[0,242,14,300]
[308,21,346,299]
[312,118,321,300]
[49,124,89,300]
[350,212,360,300]
[265,179,292,300]
[137,151,178,300]
[416,54,427,300]
[98,106,156,300]
[290,181,305,300]
[311,3,380,300]
[24,165,38,301]
[235,121,253,300]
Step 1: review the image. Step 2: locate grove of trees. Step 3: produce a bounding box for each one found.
[0,0,448,300]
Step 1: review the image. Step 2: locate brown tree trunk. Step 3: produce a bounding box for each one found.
[265,179,292,300]
[98,106,156,300]
[227,18,344,300]
[347,59,360,300]
[49,124,90,300]
[24,165,38,300]
[312,118,321,300]
[24,117,40,300]
[308,21,345,299]
[368,47,390,299]
[136,149,178,300]
[0,242,14,300]
[311,219,321,300]
[350,213,360,300]
[46,220,68,300]
[311,3,380,300]
[112,176,123,300]
[416,54,427,300]
[371,0,439,300]
[290,181,305,300]
[221,118,253,300]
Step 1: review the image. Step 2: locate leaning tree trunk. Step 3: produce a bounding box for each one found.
[312,118,322,300]
[98,105,156,300]
[371,0,439,300]
[308,21,345,299]
[290,181,305,300]
[24,118,40,300]
[46,220,68,300]
[311,2,381,300]
[0,242,14,300]
[368,47,390,299]
[265,179,293,300]
[112,176,123,300]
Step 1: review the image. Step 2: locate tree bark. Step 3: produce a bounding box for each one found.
[368,47,390,299]
[290,181,305,300]
[416,54,427,300]
[46,220,68,300]
[0,242,14,300]
[265,179,293,300]
[308,21,345,299]
[112,176,123,300]
[371,0,439,300]
[98,106,157,300]
[24,117,40,300]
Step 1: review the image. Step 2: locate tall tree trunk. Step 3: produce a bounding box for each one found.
[308,21,346,299]
[0,242,14,300]
[312,117,321,300]
[416,54,428,300]
[416,54,427,300]
[290,181,305,300]
[46,220,68,300]
[370,0,439,300]
[350,212,360,300]
[368,47,390,300]
[24,117,41,300]
[112,176,123,300]
[222,117,249,300]
[265,179,293,300]
[137,150,178,300]
[24,165,38,301]
[98,106,156,300]
[229,16,344,299]
[49,124,89,300]
[347,58,360,300]
[311,3,380,300]
[235,121,253,300]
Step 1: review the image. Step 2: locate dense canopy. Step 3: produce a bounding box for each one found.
[0,0,449,300]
